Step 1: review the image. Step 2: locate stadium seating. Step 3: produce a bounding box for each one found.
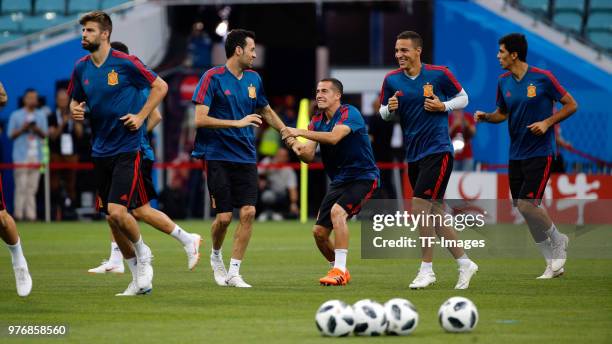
[1,0,32,15]
[35,0,67,15]
[590,0,612,13]
[0,14,20,33]
[553,12,583,33]
[586,12,612,32]
[0,32,22,44]
[587,31,612,51]
[102,0,129,10]
[554,0,585,14]
[517,0,549,17]
[21,15,72,34]
[67,0,99,15]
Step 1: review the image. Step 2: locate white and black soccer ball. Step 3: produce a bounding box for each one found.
[315,300,355,337]
[384,298,419,335]
[352,299,387,336]
[438,296,479,333]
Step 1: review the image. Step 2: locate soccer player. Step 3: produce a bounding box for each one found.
[0,86,32,297]
[378,31,478,289]
[192,29,287,288]
[87,41,202,280]
[68,11,168,295]
[282,78,380,286]
[475,33,577,279]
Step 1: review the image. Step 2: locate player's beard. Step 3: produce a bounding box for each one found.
[82,40,100,52]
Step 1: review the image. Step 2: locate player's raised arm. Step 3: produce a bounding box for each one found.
[527,92,578,136]
[121,76,168,131]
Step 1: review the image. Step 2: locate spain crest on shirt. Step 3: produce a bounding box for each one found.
[107,69,119,86]
[248,84,256,99]
[527,84,536,98]
[423,83,433,97]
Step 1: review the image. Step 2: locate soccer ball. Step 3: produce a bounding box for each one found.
[384,298,419,335]
[315,300,355,337]
[438,296,479,333]
[352,299,387,336]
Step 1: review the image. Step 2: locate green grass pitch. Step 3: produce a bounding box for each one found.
[0,220,610,343]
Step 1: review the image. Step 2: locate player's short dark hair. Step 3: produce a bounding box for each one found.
[320,78,344,96]
[396,31,423,48]
[111,41,129,54]
[225,29,256,58]
[24,88,37,96]
[499,33,528,62]
[80,11,113,40]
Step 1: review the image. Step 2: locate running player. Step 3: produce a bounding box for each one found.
[88,42,201,281]
[0,85,32,297]
[192,29,287,288]
[475,33,577,279]
[282,78,379,286]
[69,11,168,295]
[378,31,478,289]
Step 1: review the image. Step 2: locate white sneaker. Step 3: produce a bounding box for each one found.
[115,280,152,296]
[14,266,32,297]
[88,260,124,274]
[537,265,565,279]
[226,274,252,288]
[409,271,436,289]
[210,255,228,286]
[550,233,569,272]
[136,246,154,290]
[455,261,479,289]
[184,234,202,271]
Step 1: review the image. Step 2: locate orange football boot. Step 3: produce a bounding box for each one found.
[319,268,348,286]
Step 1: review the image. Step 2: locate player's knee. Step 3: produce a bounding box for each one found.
[107,207,127,225]
[240,206,256,222]
[216,213,233,228]
[516,199,536,215]
[330,204,347,223]
[312,226,329,242]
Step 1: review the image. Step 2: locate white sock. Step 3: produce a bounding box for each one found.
[546,224,562,243]
[170,225,193,246]
[109,242,123,264]
[228,258,241,276]
[329,261,335,269]
[211,249,222,259]
[456,254,471,268]
[420,261,433,273]
[7,238,27,268]
[333,249,348,273]
[132,236,148,258]
[536,239,552,264]
[126,257,138,281]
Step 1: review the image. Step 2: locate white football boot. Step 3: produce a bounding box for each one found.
[409,271,436,289]
[455,261,479,289]
[225,274,252,288]
[14,266,32,297]
[88,260,124,274]
[184,234,202,271]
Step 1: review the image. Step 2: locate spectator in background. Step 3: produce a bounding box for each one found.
[0,81,7,106]
[449,109,476,171]
[368,97,396,199]
[48,88,83,219]
[257,147,298,221]
[552,124,571,173]
[186,22,212,70]
[7,89,48,221]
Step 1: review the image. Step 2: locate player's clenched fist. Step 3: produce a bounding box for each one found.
[71,101,86,120]
[388,91,400,112]
[474,111,488,122]
[237,114,263,128]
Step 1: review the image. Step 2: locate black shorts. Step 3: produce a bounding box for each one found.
[205,160,258,213]
[140,159,158,202]
[509,156,553,206]
[315,179,378,229]
[0,173,5,211]
[93,151,148,213]
[408,152,453,200]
